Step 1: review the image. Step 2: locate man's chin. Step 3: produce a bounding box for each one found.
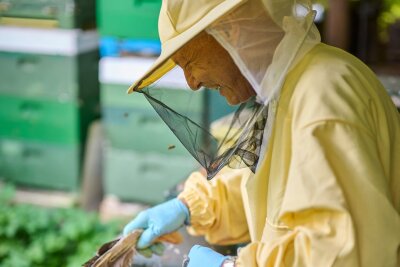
[225,96,240,106]
[226,95,252,106]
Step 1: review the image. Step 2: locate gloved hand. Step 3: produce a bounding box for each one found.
[185,245,228,267]
[123,198,190,249]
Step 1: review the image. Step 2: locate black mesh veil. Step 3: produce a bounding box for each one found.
[138,86,268,179]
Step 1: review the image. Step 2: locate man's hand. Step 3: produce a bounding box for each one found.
[123,198,190,249]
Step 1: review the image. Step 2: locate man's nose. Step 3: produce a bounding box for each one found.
[183,69,201,90]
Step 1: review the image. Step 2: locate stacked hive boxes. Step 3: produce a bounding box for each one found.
[0,1,99,191]
[97,0,235,205]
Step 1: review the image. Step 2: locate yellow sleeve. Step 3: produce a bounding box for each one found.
[178,168,251,245]
[237,121,371,266]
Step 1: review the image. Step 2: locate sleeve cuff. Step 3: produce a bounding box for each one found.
[178,172,216,233]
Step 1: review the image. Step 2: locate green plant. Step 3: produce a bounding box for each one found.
[0,184,122,267]
[379,0,400,41]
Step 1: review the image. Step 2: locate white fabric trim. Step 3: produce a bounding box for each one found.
[0,26,98,55]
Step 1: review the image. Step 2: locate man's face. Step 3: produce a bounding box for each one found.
[172,32,256,105]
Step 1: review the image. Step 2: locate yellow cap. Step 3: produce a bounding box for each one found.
[127,0,247,94]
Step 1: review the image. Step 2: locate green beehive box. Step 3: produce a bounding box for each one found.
[97,0,161,39]
[0,95,98,145]
[0,46,99,102]
[103,146,198,204]
[0,139,81,190]
[0,0,95,29]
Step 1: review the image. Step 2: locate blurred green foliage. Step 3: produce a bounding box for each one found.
[379,0,400,41]
[0,184,122,267]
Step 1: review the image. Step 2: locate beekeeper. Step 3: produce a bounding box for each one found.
[123,0,400,266]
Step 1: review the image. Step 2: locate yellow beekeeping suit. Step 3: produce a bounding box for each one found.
[179,43,400,267]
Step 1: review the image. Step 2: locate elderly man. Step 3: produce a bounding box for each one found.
[123,0,400,266]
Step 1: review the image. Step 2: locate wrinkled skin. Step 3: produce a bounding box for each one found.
[172,31,256,105]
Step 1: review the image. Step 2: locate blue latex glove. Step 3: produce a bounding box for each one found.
[186,245,228,267]
[123,198,189,249]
